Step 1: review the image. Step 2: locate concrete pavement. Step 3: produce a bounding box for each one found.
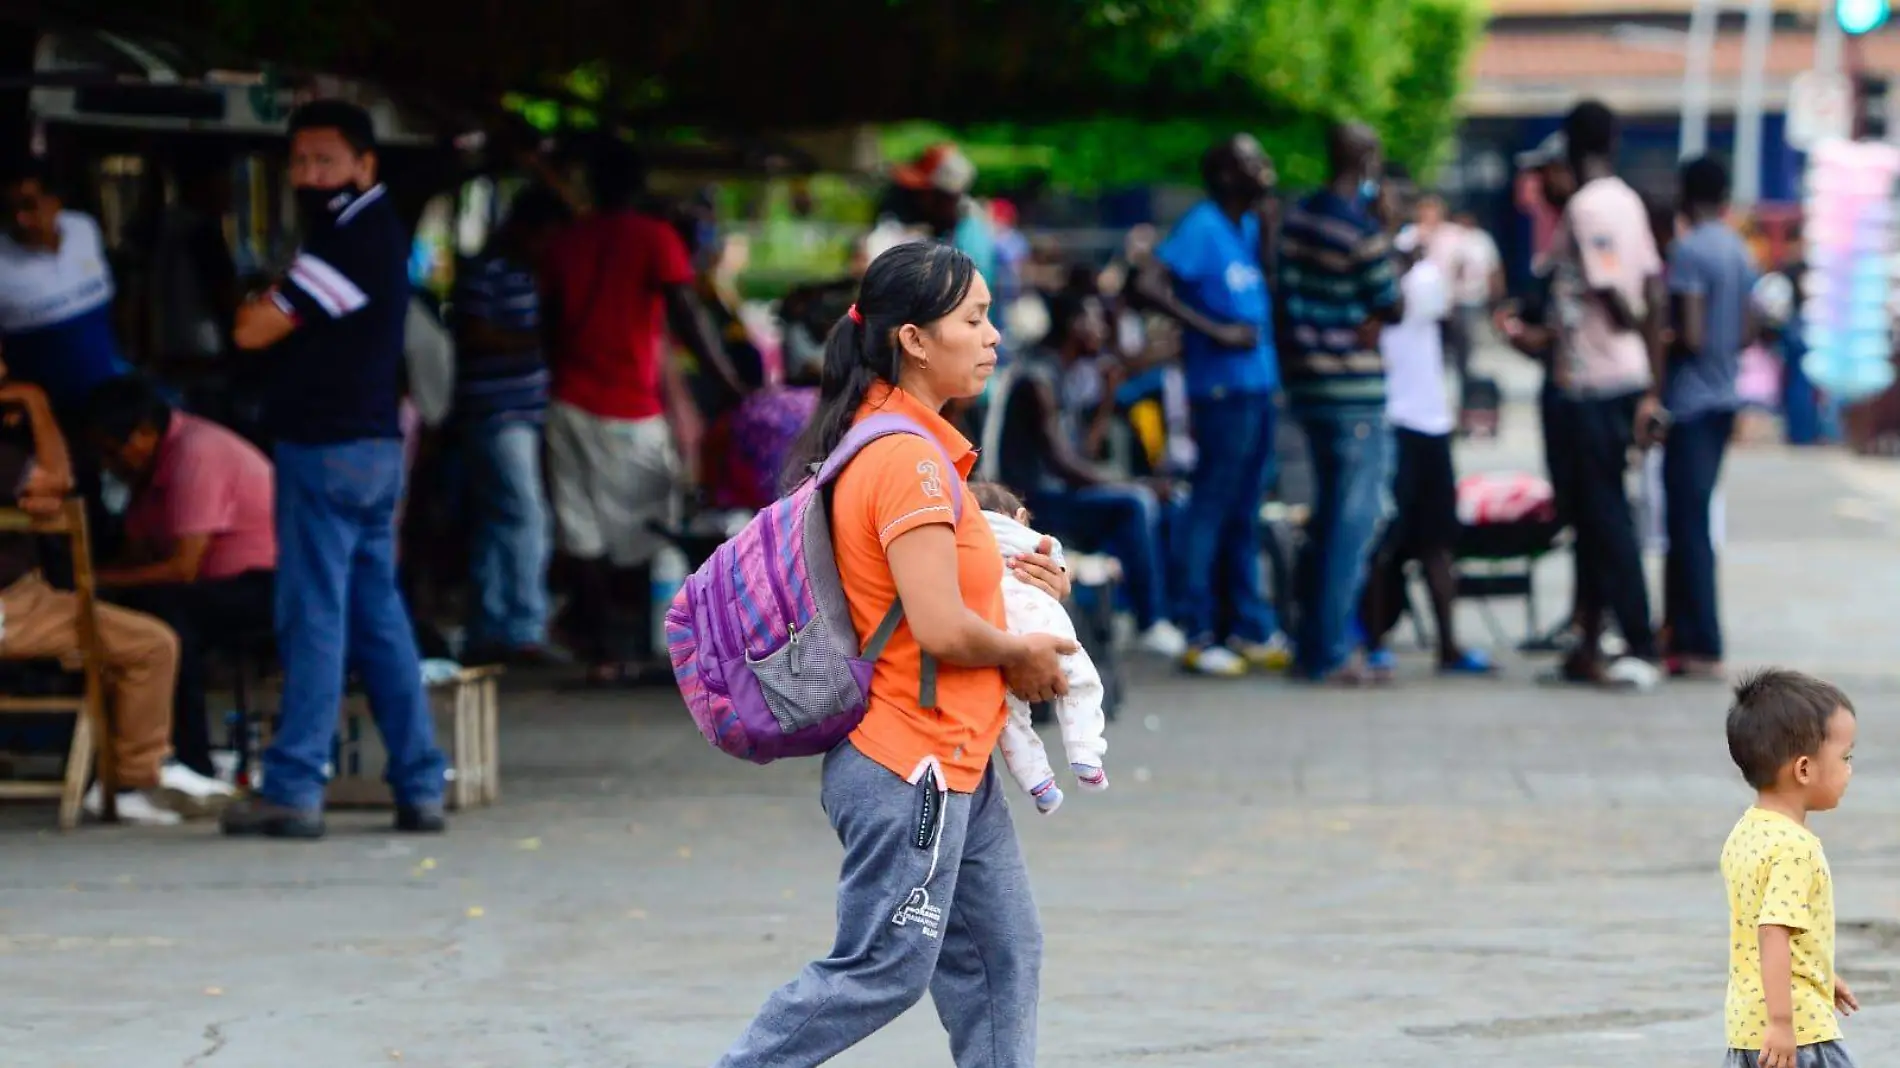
[7,365,1900,1067]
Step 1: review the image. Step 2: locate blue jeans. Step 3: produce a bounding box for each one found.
[262,439,446,811]
[1028,483,1168,630]
[1294,412,1388,678]
[1662,409,1734,659]
[1174,392,1280,647]
[464,419,550,648]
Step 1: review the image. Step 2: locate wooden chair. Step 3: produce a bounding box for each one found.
[0,499,115,829]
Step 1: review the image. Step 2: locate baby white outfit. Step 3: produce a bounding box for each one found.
[982,510,1109,814]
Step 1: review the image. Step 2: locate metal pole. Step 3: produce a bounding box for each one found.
[1817,0,1845,77]
[1734,0,1775,203]
[1681,0,1721,159]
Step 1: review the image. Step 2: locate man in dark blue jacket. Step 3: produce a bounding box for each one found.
[224,100,446,839]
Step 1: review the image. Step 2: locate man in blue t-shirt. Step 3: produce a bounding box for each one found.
[1662,155,1755,677]
[1136,134,1287,676]
[0,160,132,414]
[221,100,447,840]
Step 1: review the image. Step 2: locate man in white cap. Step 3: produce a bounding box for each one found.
[890,143,997,282]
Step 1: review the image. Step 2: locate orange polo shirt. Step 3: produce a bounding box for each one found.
[831,383,1007,793]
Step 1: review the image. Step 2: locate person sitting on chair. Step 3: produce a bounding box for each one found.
[86,374,276,785]
[0,352,227,823]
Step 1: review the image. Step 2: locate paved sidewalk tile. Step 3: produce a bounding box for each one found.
[4,372,1900,1067]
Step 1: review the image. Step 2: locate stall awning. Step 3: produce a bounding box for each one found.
[11,21,444,145]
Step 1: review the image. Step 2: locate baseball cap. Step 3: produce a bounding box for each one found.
[1515,131,1567,170]
[891,143,977,196]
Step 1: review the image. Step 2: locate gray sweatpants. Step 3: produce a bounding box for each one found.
[716,742,1043,1067]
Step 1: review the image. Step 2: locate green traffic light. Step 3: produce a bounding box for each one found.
[1840,0,1891,35]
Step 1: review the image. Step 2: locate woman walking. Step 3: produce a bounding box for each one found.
[714,242,1075,1068]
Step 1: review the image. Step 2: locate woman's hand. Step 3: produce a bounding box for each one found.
[1004,632,1079,703]
[1008,538,1071,600]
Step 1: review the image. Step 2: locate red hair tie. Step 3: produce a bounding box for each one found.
[847,304,863,325]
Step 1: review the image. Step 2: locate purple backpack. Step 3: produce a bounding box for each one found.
[664,413,962,763]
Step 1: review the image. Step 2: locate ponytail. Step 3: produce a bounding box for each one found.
[781,314,892,488]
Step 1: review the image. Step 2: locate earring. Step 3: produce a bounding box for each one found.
[920,357,930,370]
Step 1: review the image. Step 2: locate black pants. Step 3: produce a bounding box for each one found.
[1540,382,1590,626]
[105,570,276,776]
[1442,315,1472,404]
[1551,391,1655,661]
[1662,410,1735,658]
[1361,428,1460,652]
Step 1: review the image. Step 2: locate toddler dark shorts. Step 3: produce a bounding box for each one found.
[1724,1041,1857,1068]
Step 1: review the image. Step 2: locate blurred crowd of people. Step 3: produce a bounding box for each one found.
[0,88,1809,827]
[1498,104,1769,689]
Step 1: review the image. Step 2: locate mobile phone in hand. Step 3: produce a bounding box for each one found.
[1642,408,1671,442]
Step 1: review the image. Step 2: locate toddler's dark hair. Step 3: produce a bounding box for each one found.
[1726,669,1854,789]
[970,480,1026,518]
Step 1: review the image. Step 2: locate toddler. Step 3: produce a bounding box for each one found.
[1720,669,1859,1068]
[971,481,1108,814]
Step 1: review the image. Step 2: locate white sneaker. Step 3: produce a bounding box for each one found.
[1137,621,1188,658]
[1181,645,1247,678]
[161,760,238,800]
[82,784,183,826]
[1229,633,1293,672]
[1605,656,1663,692]
[157,760,238,818]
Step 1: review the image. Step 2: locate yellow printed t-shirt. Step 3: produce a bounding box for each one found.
[830,384,1007,794]
[1720,806,1840,1049]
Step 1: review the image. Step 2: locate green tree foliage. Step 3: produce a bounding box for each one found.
[1379,0,1489,179]
[93,0,1481,187]
[884,0,1485,192]
[884,115,1337,194]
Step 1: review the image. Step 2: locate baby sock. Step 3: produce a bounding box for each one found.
[1030,777,1064,814]
[1071,763,1108,791]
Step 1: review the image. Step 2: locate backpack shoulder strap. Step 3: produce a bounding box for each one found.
[814,412,964,522]
[823,413,969,710]
[859,595,943,710]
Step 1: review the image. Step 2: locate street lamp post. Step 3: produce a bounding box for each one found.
[1734,0,1776,204]
[1818,0,1846,76]
[1680,0,1719,159]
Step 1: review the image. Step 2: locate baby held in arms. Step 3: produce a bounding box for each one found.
[971,481,1108,814]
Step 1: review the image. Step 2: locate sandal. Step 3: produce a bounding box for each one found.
[1535,655,1612,688]
[1438,649,1497,676]
[1667,656,1727,681]
[1306,662,1374,687]
[1517,622,1576,656]
[1536,655,1656,692]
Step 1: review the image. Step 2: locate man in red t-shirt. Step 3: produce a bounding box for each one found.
[540,143,742,681]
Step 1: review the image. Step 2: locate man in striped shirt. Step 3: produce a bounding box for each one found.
[225,100,447,839]
[1275,122,1404,683]
[452,186,570,664]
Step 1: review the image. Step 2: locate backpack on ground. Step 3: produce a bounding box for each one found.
[665,412,963,763]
